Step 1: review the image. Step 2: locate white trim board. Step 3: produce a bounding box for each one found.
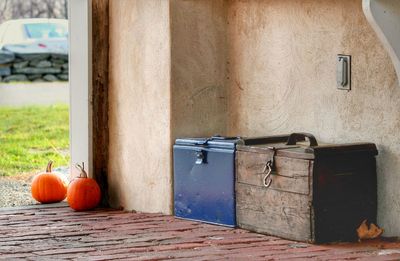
[363,0,400,82]
[68,0,93,177]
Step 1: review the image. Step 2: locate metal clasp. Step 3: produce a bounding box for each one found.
[195,151,206,164]
[262,161,273,188]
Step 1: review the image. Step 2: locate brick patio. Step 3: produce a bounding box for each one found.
[1,203,400,260]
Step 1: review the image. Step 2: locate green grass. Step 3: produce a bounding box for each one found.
[0,105,70,176]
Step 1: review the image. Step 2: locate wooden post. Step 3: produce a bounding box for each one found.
[91,0,109,206]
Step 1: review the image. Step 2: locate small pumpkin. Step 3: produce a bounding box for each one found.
[31,161,68,203]
[67,163,101,211]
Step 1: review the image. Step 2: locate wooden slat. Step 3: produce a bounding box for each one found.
[236,183,312,242]
[236,152,310,195]
[275,156,311,178]
[92,0,110,206]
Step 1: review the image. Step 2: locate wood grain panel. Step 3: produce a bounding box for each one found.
[236,183,312,242]
[236,151,310,195]
[92,0,109,206]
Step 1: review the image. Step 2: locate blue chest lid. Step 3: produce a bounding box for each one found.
[174,136,243,149]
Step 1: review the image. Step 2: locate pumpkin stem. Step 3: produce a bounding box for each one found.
[75,162,88,178]
[46,160,53,173]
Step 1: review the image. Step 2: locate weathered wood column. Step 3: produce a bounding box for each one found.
[91,0,109,206]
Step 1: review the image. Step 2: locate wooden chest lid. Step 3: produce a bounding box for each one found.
[237,133,378,160]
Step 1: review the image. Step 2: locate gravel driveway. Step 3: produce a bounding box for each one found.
[0,82,69,107]
[0,173,38,208]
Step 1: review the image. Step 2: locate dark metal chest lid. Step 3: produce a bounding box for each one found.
[236,133,378,160]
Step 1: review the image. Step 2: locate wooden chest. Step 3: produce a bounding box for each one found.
[235,133,378,243]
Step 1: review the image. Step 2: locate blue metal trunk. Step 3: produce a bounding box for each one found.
[173,137,239,227]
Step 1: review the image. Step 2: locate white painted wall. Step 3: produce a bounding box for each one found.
[68,0,92,178]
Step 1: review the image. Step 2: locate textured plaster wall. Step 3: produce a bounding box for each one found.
[108,0,171,214]
[107,0,400,234]
[226,0,400,235]
[170,0,227,139]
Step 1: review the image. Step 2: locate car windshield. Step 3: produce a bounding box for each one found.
[24,23,67,39]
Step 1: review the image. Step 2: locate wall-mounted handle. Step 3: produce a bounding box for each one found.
[337,54,351,90]
[338,57,348,86]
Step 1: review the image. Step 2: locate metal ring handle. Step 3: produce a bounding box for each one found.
[262,161,272,188]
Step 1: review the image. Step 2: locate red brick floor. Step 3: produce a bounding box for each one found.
[1,203,400,260]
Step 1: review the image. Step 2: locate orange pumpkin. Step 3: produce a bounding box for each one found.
[67,163,101,211]
[31,161,68,203]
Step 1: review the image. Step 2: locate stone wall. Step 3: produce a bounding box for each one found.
[0,48,68,83]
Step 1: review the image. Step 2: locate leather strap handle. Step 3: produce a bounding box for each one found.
[286,133,318,147]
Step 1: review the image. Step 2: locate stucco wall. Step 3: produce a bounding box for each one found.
[170,0,227,139]
[108,0,171,213]
[226,0,400,235]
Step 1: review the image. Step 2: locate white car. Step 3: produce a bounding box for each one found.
[0,18,68,54]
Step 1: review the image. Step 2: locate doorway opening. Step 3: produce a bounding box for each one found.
[0,0,70,208]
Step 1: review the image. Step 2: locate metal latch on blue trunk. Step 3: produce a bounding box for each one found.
[195,151,207,164]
